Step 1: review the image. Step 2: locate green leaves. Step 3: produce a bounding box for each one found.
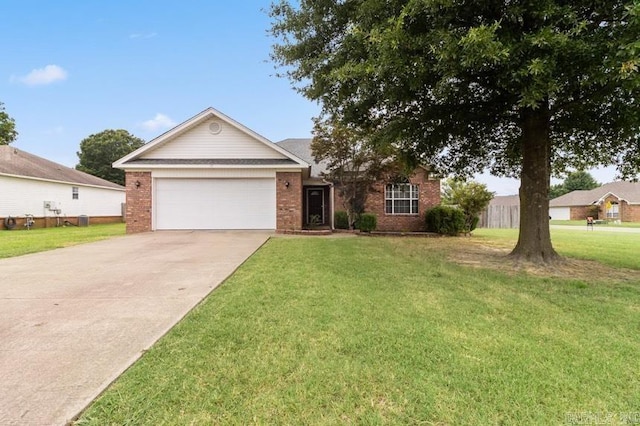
[270,0,640,178]
[442,178,494,233]
[76,129,145,185]
[458,23,510,69]
[549,170,600,199]
[0,101,18,145]
[311,116,393,224]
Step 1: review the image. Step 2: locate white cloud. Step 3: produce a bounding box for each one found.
[15,65,68,86]
[141,113,176,132]
[129,32,158,39]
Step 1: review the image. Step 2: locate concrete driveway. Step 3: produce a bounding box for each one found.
[0,231,270,426]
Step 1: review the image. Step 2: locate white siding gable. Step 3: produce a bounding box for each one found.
[141,118,287,160]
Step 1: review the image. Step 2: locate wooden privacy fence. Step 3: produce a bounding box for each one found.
[479,205,520,229]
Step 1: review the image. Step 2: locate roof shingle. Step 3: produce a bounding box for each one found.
[276,138,329,177]
[550,181,640,206]
[0,146,124,189]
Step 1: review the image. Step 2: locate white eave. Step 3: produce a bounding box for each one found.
[595,191,632,205]
[116,163,307,170]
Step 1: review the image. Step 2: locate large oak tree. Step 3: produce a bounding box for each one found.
[270,0,640,263]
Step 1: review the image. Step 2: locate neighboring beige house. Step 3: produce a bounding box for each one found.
[549,181,640,222]
[115,107,441,234]
[0,146,125,228]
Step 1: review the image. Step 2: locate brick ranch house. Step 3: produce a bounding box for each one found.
[549,181,640,222]
[276,138,440,231]
[114,107,440,233]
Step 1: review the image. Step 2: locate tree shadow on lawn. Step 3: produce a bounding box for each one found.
[448,239,638,283]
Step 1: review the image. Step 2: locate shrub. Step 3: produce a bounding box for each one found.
[357,213,377,232]
[470,216,480,232]
[334,211,350,229]
[425,205,465,235]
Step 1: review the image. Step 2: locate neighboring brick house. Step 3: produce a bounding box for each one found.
[277,139,441,232]
[114,108,441,234]
[549,181,640,222]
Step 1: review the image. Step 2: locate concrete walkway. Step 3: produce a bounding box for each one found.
[0,231,270,426]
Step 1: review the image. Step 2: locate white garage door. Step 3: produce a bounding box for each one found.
[155,178,276,230]
[549,207,570,220]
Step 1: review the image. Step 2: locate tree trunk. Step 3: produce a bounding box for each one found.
[510,105,560,264]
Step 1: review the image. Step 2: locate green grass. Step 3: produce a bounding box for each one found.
[0,223,125,258]
[550,219,640,228]
[77,236,640,425]
[475,228,640,270]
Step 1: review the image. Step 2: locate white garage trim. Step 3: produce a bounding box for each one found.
[154,178,276,230]
[152,169,276,178]
[549,207,570,220]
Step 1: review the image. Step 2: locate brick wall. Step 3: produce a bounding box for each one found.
[365,168,440,232]
[331,168,440,232]
[276,172,302,231]
[571,199,640,222]
[617,200,640,222]
[625,204,640,222]
[569,206,592,221]
[125,171,152,233]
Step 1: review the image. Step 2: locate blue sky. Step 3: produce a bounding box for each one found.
[2,1,619,195]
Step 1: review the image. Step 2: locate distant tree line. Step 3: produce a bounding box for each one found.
[549,171,600,199]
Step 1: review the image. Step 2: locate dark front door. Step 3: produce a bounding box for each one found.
[306,188,325,225]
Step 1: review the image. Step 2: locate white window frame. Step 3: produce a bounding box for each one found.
[385,183,419,215]
[72,186,79,200]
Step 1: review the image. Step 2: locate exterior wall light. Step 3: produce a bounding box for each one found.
[135,180,141,188]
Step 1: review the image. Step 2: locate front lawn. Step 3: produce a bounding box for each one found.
[475,227,640,270]
[77,234,640,425]
[550,219,640,228]
[0,223,125,258]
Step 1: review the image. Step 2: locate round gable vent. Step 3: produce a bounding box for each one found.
[208,122,222,134]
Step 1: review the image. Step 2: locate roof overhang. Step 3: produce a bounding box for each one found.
[0,172,125,191]
[595,191,631,204]
[117,163,307,170]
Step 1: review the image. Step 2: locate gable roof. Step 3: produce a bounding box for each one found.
[0,146,124,190]
[276,138,329,177]
[550,181,640,206]
[114,107,309,169]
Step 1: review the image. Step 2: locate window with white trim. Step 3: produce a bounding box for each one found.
[72,186,79,200]
[385,183,419,214]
